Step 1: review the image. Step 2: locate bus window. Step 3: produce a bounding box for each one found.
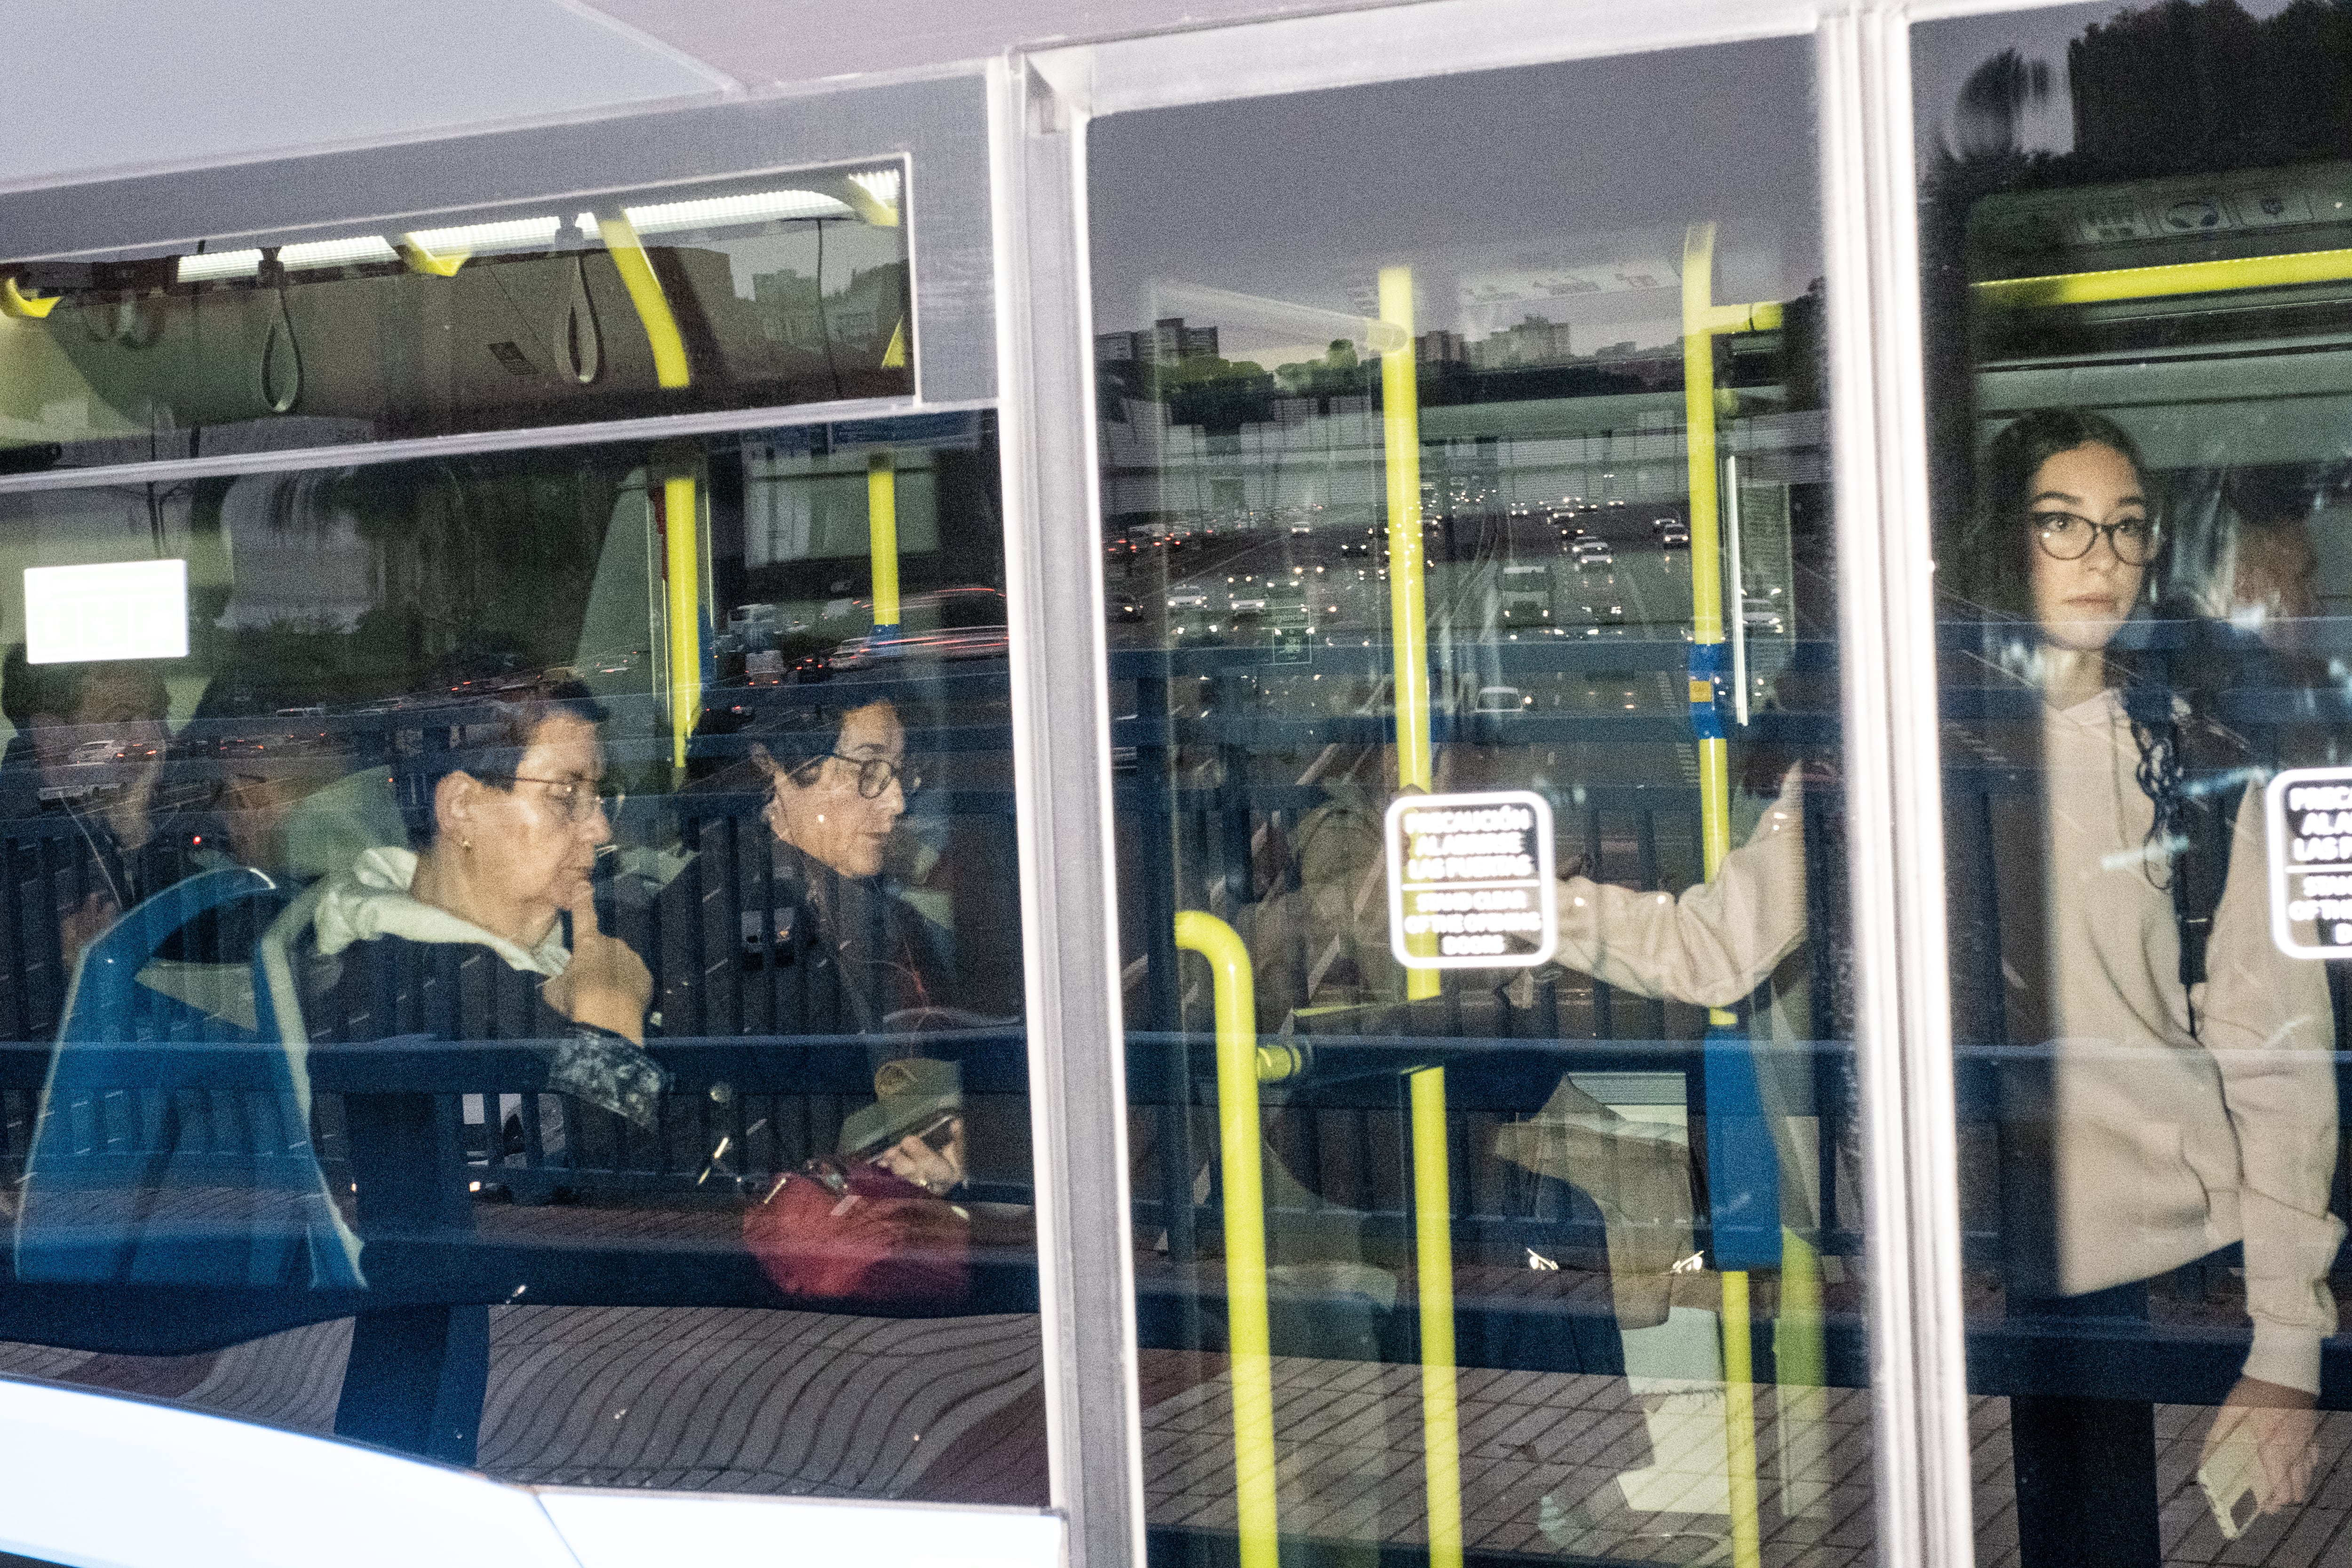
[1917,4,2352,1562]
[0,161,913,473]
[1093,35,1866,1568]
[0,409,1042,1506]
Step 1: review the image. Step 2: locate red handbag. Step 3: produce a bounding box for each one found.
[742,1159,970,1308]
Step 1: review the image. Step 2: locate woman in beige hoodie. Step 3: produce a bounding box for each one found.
[1543,408,2339,1561]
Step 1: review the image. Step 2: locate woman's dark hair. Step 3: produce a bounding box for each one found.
[406,678,608,843]
[719,692,930,793]
[1947,406,2156,624]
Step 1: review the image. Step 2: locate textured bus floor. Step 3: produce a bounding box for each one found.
[0,1306,1045,1502]
[1,1318,2345,1563]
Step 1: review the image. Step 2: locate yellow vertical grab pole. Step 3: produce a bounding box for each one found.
[1684,223,1788,1568]
[1379,266,1439,1000]
[1174,911,1279,1568]
[1681,224,1734,892]
[868,451,901,635]
[1383,266,1461,1564]
[1682,222,1760,1568]
[663,476,702,771]
[1410,1067,1464,1568]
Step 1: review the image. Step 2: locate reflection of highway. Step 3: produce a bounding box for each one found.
[1109,509,1701,657]
[1106,511,1761,799]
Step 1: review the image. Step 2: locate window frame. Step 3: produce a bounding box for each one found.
[0,72,998,497]
[993,2,1976,1565]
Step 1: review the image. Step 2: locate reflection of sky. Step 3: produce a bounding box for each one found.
[1911,0,2305,164]
[1089,37,1820,356]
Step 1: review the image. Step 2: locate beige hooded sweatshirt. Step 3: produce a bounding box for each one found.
[1545,697,2342,1395]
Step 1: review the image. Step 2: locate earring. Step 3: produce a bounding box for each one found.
[461,837,473,851]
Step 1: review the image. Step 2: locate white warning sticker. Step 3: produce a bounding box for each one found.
[2265,766,2352,958]
[1385,790,1558,970]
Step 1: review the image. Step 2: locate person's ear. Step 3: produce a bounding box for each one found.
[435,772,482,848]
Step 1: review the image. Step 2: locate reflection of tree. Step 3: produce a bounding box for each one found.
[2066,0,2352,180]
[1915,0,2352,557]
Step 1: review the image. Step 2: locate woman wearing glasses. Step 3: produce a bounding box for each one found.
[1511,407,2336,1561]
[297,680,668,1457]
[1937,409,2338,1562]
[741,695,950,1038]
[307,679,657,1095]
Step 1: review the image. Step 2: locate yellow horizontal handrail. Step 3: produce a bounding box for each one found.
[1174,910,1278,1568]
[1976,244,2352,309]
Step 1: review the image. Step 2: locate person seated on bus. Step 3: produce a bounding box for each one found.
[0,656,186,1030]
[302,678,667,1131]
[729,696,953,1035]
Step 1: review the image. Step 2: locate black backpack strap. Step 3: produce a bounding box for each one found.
[2172,764,2248,991]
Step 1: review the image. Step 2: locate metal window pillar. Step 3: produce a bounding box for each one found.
[1818,7,1975,1567]
[990,53,1151,1568]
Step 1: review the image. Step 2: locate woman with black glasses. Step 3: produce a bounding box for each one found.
[739,694,948,1036]
[1499,408,2337,1562]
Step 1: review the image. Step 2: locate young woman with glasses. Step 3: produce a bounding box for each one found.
[1502,407,2337,1563]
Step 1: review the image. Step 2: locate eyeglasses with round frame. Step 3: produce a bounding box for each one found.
[2029,509,2158,566]
[495,775,624,824]
[795,751,921,800]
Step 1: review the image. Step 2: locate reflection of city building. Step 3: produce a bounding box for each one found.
[1095,316,1221,366]
[1469,314,1573,369]
[1417,329,1468,365]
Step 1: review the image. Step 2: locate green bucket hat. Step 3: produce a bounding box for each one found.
[839,1057,961,1158]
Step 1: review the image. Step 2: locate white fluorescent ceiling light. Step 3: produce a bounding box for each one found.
[176,249,262,283]
[623,189,852,235]
[26,559,189,665]
[848,168,901,206]
[278,236,399,270]
[404,216,562,256]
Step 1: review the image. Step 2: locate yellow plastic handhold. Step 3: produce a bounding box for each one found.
[1377,265,1439,1001]
[844,180,901,229]
[0,278,58,319]
[1173,910,1279,1568]
[1721,1269,1762,1568]
[1684,221,1766,1556]
[396,240,469,278]
[880,317,908,369]
[597,215,691,390]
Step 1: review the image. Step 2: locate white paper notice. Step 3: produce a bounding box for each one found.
[24,560,188,665]
[2265,765,2352,958]
[1386,789,1557,970]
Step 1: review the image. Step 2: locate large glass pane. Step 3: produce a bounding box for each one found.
[1915,4,2352,1563]
[0,406,1044,1503]
[0,160,913,473]
[1093,41,1868,1568]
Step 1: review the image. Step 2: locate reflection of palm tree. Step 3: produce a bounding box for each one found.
[1952,47,2052,160]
